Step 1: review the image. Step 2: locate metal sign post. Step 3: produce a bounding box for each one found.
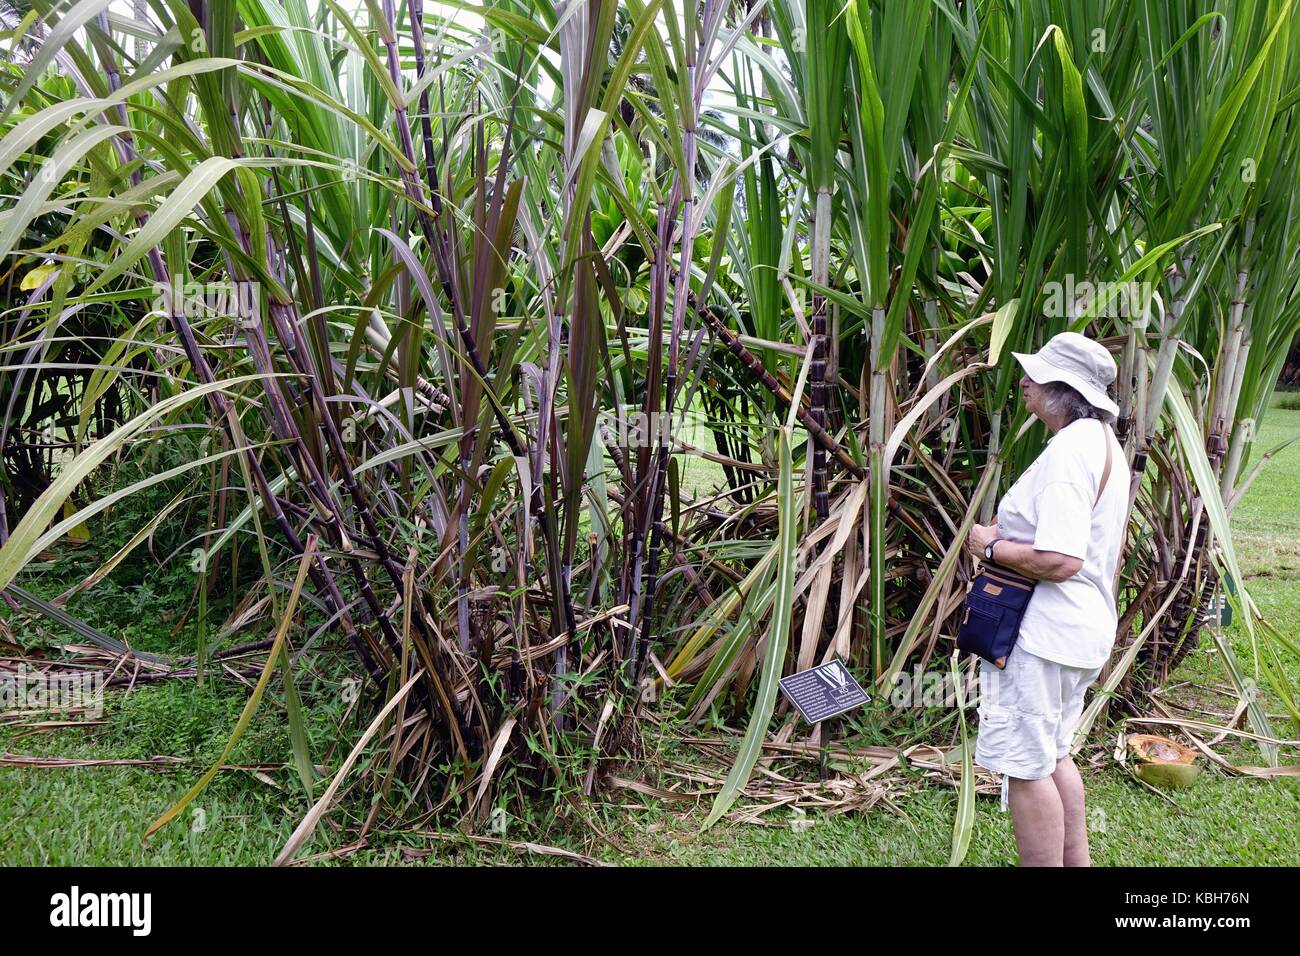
[778,659,870,778]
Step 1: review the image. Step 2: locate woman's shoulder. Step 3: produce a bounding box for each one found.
[1031,420,1107,482]
[1051,419,1111,458]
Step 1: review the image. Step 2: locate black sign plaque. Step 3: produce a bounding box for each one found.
[778,659,870,724]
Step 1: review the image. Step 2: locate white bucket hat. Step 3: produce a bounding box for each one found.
[1012,331,1119,416]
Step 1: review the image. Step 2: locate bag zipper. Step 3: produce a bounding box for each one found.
[979,567,1034,591]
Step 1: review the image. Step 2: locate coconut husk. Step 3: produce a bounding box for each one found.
[1127,733,1201,788]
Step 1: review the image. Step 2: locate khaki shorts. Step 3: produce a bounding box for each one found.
[974,645,1100,791]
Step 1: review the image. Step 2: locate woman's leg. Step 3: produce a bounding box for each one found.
[977,650,1066,865]
[1052,663,1102,867]
[1052,755,1090,866]
[1008,776,1064,866]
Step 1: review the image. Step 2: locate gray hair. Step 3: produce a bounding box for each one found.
[1039,381,1116,426]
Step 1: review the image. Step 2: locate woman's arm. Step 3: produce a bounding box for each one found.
[966,522,1084,583]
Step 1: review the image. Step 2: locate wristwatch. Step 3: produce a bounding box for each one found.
[984,538,1000,562]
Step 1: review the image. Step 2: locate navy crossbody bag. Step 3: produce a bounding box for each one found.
[957,420,1113,668]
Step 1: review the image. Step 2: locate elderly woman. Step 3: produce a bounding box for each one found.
[965,331,1129,867]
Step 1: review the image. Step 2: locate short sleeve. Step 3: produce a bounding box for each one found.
[1025,437,1096,560]
[1030,480,1092,559]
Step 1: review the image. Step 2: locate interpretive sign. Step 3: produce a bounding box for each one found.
[778,659,870,724]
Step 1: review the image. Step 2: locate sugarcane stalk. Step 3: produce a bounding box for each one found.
[809,188,834,521]
[408,0,441,205]
[1144,256,1193,444]
[1215,220,1255,495]
[236,299,416,671]
[636,29,706,675]
[688,293,864,478]
[867,304,888,677]
[1219,331,1254,502]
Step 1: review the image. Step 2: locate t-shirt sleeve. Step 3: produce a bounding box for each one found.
[1027,441,1095,560]
[1030,480,1092,559]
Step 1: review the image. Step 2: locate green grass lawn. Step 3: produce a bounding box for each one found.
[3,395,1298,866]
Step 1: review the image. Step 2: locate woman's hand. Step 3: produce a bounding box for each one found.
[966,520,998,559]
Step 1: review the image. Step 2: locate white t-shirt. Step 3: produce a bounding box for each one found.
[994,418,1130,669]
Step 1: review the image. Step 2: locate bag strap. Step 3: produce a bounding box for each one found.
[1093,419,1113,509]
